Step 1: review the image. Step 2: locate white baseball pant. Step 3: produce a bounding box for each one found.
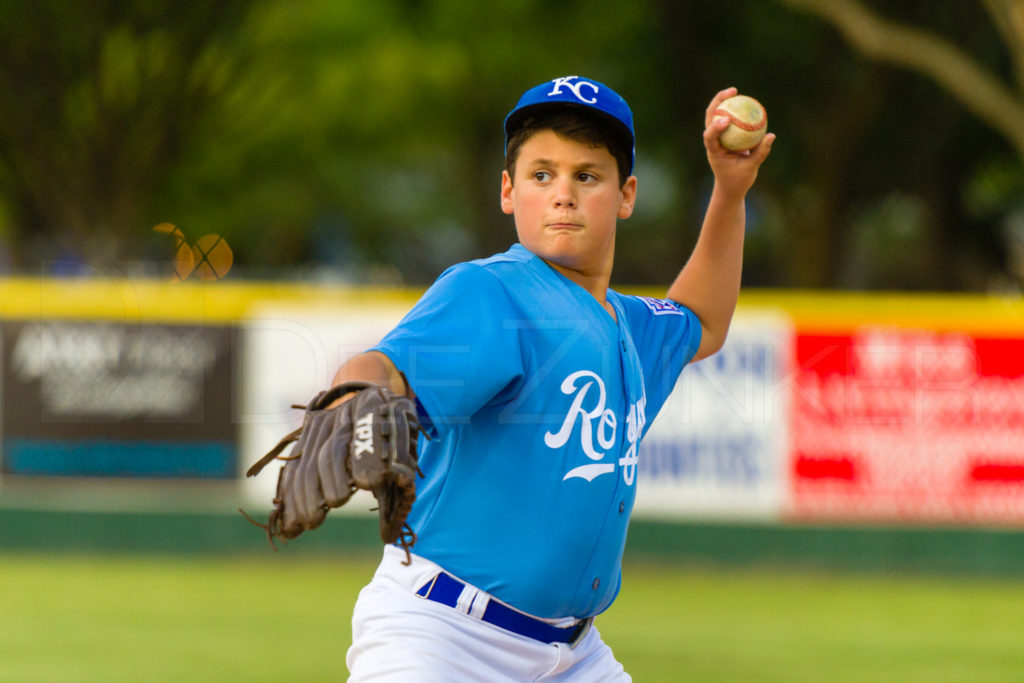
[346,545,631,682]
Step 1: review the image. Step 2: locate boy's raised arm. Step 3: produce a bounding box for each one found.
[667,87,775,362]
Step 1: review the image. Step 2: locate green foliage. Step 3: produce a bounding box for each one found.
[0,0,1019,288]
[158,0,660,280]
[0,0,252,267]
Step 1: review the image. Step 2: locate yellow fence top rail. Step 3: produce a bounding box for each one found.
[2,278,1023,334]
[737,289,1024,335]
[0,278,422,323]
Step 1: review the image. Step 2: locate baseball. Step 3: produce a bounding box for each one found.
[714,94,767,152]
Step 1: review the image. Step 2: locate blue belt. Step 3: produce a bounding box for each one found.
[416,572,592,645]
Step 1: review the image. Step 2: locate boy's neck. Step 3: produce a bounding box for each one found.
[542,258,616,321]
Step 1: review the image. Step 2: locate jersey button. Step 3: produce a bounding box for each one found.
[620,340,627,353]
[592,577,600,590]
[619,501,625,513]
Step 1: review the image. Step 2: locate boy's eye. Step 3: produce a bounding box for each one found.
[532,171,551,182]
[577,172,595,182]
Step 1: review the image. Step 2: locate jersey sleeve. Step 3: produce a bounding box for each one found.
[618,295,702,432]
[371,263,524,439]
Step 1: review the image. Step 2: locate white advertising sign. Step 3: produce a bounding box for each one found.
[239,304,407,510]
[634,310,793,520]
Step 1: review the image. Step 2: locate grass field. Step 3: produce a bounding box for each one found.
[2,552,1023,682]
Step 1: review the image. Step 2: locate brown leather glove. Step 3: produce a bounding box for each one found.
[243,381,421,562]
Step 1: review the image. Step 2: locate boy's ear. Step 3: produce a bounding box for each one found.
[500,170,515,215]
[618,176,638,219]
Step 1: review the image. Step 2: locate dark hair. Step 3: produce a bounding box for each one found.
[505,107,632,188]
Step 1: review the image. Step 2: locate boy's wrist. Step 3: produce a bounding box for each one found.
[709,179,749,206]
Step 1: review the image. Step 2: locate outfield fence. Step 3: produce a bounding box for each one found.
[1,277,1023,571]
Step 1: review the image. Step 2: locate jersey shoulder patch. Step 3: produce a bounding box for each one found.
[637,296,688,316]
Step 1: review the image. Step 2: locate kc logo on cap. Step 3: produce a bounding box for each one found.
[504,74,636,173]
[547,76,599,105]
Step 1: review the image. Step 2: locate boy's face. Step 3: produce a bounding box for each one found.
[501,130,636,279]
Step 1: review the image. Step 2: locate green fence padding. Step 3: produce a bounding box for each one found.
[2,508,1022,576]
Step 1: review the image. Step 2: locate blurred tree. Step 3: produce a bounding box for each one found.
[780,0,1024,157]
[778,0,1024,287]
[608,1,1007,290]
[0,0,253,271]
[158,0,657,282]
[0,0,1019,291]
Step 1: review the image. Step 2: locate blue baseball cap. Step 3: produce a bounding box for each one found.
[504,76,635,174]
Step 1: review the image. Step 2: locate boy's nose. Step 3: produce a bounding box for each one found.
[553,180,577,208]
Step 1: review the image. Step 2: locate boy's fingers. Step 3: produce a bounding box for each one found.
[752,133,776,162]
[703,118,728,151]
[704,87,738,126]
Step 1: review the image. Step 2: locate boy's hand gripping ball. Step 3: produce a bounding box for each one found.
[714,95,767,152]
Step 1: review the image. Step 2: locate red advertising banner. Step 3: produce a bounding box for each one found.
[789,327,1024,524]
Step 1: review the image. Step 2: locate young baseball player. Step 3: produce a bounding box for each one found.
[331,76,772,680]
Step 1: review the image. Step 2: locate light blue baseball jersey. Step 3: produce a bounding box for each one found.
[372,243,701,619]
